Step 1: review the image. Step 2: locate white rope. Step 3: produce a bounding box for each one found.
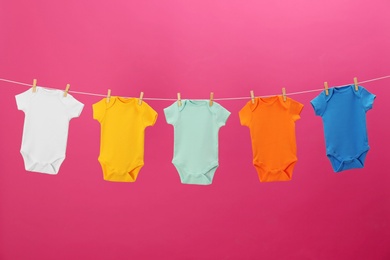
[1,75,389,101]
[0,78,32,87]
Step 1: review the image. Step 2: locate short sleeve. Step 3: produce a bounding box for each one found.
[142,101,158,127]
[214,103,231,127]
[15,89,33,112]
[360,87,376,112]
[164,102,179,125]
[92,99,107,122]
[310,92,326,116]
[64,95,84,119]
[289,99,304,121]
[238,101,252,126]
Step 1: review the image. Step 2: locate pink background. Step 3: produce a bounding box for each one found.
[1,0,390,259]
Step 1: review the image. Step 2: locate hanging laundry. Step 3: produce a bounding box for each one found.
[93,97,157,182]
[15,87,84,174]
[164,100,230,185]
[239,96,303,182]
[311,85,375,172]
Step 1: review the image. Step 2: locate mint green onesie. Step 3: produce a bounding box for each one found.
[164,100,230,185]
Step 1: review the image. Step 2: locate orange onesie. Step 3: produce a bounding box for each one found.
[239,96,303,182]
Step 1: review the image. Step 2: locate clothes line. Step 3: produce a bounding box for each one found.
[1,75,389,101]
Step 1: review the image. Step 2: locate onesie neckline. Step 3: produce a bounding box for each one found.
[186,100,208,107]
[251,95,288,111]
[116,97,137,105]
[333,85,353,93]
[258,96,279,106]
[37,87,62,96]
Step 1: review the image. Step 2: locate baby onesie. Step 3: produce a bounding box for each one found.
[239,96,303,182]
[311,85,375,172]
[164,100,230,185]
[15,87,84,174]
[93,97,157,182]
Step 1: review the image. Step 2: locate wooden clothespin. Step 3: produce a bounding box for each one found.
[282,88,287,102]
[63,84,70,97]
[353,77,358,91]
[177,93,182,107]
[250,90,255,104]
[324,82,329,96]
[209,92,214,106]
[138,92,144,105]
[106,89,111,103]
[32,79,37,93]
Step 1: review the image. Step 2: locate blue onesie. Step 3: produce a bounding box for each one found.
[311,85,375,172]
[164,100,230,185]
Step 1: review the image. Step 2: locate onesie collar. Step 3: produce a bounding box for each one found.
[179,100,188,111]
[178,101,185,111]
[325,88,336,102]
[106,97,117,109]
[249,98,259,111]
[277,95,289,110]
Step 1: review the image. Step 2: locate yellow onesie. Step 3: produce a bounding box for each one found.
[93,97,157,182]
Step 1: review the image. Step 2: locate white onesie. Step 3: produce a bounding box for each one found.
[15,87,84,174]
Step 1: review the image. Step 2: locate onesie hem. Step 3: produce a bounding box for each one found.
[21,150,64,174]
[253,159,297,182]
[326,146,370,173]
[98,158,144,182]
[172,159,219,185]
